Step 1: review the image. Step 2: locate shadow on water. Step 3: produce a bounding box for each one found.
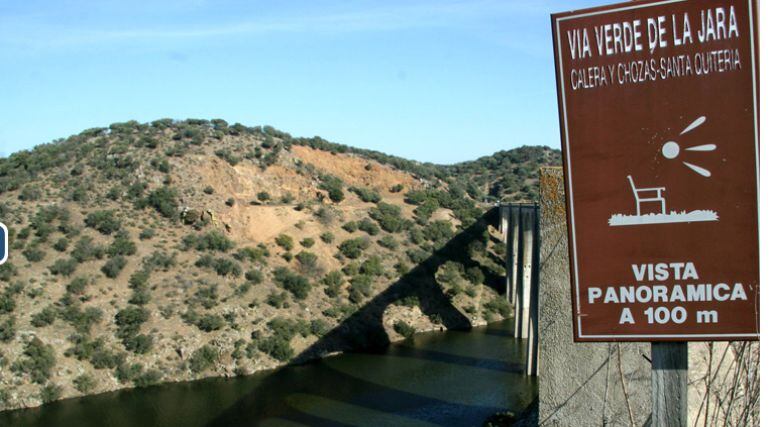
[1,209,538,426]
[208,320,536,427]
[207,208,528,426]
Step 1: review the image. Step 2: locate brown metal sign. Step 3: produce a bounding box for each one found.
[552,0,759,341]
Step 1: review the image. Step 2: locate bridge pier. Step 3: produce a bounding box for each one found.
[499,203,540,376]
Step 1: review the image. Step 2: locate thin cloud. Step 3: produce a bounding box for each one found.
[0,0,561,50]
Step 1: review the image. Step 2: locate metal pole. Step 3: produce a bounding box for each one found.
[651,342,687,427]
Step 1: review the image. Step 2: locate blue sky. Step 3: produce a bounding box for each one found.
[0,0,605,164]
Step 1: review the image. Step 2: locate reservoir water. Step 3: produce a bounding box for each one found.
[1,319,536,426]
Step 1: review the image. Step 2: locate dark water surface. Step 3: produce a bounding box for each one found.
[1,319,536,427]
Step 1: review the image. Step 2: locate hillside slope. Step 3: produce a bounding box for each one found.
[0,119,558,411]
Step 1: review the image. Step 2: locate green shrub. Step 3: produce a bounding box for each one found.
[193,285,219,309]
[407,248,430,264]
[189,345,218,373]
[342,221,358,233]
[152,158,170,173]
[214,257,242,277]
[484,296,512,318]
[266,291,289,308]
[321,271,344,298]
[71,237,104,263]
[320,175,345,203]
[359,256,384,276]
[300,237,315,248]
[133,369,162,388]
[66,276,88,295]
[257,336,294,361]
[182,231,234,252]
[348,275,373,304]
[85,210,121,235]
[101,256,127,278]
[31,306,58,327]
[23,246,45,262]
[325,187,344,203]
[267,318,307,340]
[53,238,69,252]
[350,187,381,203]
[203,186,215,195]
[195,314,225,332]
[60,304,103,334]
[225,197,235,207]
[338,237,370,259]
[143,186,179,219]
[128,269,150,289]
[357,218,380,236]
[396,295,420,307]
[0,263,17,282]
[67,184,87,201]
[0,291,15,314]
[129,288,151,306]
[295,251,319,274]
[39,383,63,403]
[236,282,252,295]
[142,251,176,270]
[465,267,485,285]
[49,258,78,276]
[377,235,398,250]
[437,261,464,285]
[314,206,337,225]
[257,191,271,201]
[414,199,440,224]
[73,374,96,394]
[105,185,122,201]
[0,317,15,342]
[275,234,293,251]
[245,269,264,283]
[139,228,155,240]
[320,232,334,244]
[234,246,269,263]
[19,186,42,201]
[215,149,241,166]
[310,319,330,336]
[123,334,153,354]
[13,338,56,384]
[390,184,404,193]
[196,255,242,277]
[369,202,408,233]
[114,306,149,338]
[108,232,137,257]
[424,220,454,244]
[322,304,356,320]
[342,262,359,277]
[393,320,415,339]
[115,363,143,384]
[65,335,103,362]
[273,267,311,300]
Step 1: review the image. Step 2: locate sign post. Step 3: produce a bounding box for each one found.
[551,0,759,425]
[651,342,687,426]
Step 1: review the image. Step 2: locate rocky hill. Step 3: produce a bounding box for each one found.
[0,119,559,411]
